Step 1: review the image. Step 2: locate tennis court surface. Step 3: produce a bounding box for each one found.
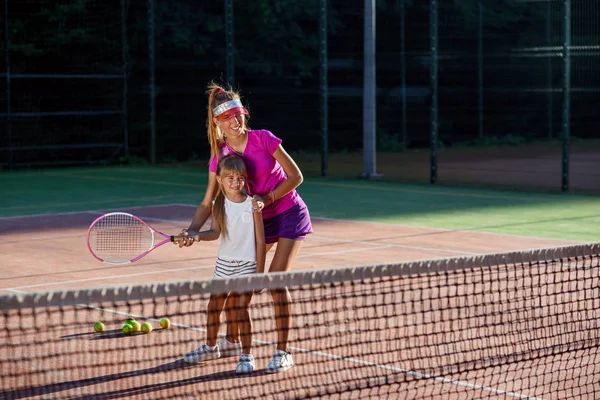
[1,203,599,399]
[2,243,599,399]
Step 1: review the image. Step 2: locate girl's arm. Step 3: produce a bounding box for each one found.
[253,210,266,274]
[193,204,221,242]
[257,145,303,206]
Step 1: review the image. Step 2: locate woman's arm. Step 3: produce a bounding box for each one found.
[179,171,219,247]
[253,209,266,274]
[258,145,303,206]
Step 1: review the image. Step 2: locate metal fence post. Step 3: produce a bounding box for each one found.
[430,0,438,184]
[361,0,379,179]
[562,0,571,192]
[320,0,328,177]
[121,0,129,157]
[546,1,553,139]
[400,0,407,146]
[147,0,156,165]
[225,0,234,85]
[4,0,12,170]
[478,0,483,139]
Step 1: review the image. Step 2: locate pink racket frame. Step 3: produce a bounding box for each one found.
[86,212,175,264]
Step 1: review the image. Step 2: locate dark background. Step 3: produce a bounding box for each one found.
[0,0,598,169]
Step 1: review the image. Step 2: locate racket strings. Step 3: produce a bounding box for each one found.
[89,214,154,263]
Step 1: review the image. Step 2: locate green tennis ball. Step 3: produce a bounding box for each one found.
[160,318,171,329]
[93,322,105,333]
[141,322,153,334]
[122,324,133,335]
[126,317,136,324]
[129,320,141,332]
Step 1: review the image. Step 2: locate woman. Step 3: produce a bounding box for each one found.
[179,82,313,373]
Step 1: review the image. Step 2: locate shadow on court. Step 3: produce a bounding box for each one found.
[0,359,262,400]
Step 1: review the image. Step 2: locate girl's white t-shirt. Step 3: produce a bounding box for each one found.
[218,196,256,262]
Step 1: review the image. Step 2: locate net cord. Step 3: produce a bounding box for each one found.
[2,242,598,311]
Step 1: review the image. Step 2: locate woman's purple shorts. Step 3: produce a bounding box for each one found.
[263,202,313,244]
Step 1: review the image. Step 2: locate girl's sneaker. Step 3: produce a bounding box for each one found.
[265,350,293,373]
[217,337,242,357]
[235,353,255,374]
[183,344,220,364]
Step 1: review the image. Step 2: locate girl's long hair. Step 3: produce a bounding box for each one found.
[213,154,248,239]
[206,82,250,162]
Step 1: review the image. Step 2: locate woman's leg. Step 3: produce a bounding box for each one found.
[221,238,303,349]
[267,238,303,351]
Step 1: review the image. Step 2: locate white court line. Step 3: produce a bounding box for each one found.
[74,303,539,400]
[298,244,396,258]
[3,206,570,294]
[171,203,584,244]
[3,243,444,292]
[0,203,585,245]
[0,203,191,220]
[2,264,214,291]
[0,211,505,293]
[0,209,102,219]
[2,244,479,293]
[308,235,478,255]
[132,214,477,256]
[310,215,586,244]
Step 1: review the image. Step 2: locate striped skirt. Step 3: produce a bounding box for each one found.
[214,258,257,279]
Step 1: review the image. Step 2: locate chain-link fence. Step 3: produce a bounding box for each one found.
[1,0,599,191]
[0,0,127,167]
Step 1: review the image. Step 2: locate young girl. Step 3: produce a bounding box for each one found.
[179,82,313,373]
[183,154,266,374]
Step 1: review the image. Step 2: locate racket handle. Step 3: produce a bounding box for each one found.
[171,235,201,243]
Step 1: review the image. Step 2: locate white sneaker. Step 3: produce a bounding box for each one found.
[235,353,255,374]
[217,337,242,357]
[265,350,294,373]
[183,344,221,364]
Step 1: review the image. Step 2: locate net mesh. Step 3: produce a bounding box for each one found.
[2,244,600,399]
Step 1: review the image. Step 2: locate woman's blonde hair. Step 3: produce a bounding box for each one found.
[206,82,250,161]
[213,154,248,239]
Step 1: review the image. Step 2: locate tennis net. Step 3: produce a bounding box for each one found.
[1,243,600,399]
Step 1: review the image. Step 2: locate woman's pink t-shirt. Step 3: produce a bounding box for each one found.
[209,130,300,219]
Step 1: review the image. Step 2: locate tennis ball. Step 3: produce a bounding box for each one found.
[129,320,141,332]
[122,324,133,335]
[93,322,105,333]
[141,322,153,334]
[160,318,171,329]
[126,317,136,323]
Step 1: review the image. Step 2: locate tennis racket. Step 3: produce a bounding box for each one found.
[86,212,198,264]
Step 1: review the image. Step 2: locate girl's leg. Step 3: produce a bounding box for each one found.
[235,291,254,354]
[223,294,239,342]
[184,292,228,364]
[235,291,256,374]
[267,238,303,351]
[206,293,228,346]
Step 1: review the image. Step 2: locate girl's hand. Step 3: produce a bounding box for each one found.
[177,229,199,248]
[252,195,265,212]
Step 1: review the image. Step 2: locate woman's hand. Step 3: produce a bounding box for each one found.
[252,195,266,212]
[177,229,199,248]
